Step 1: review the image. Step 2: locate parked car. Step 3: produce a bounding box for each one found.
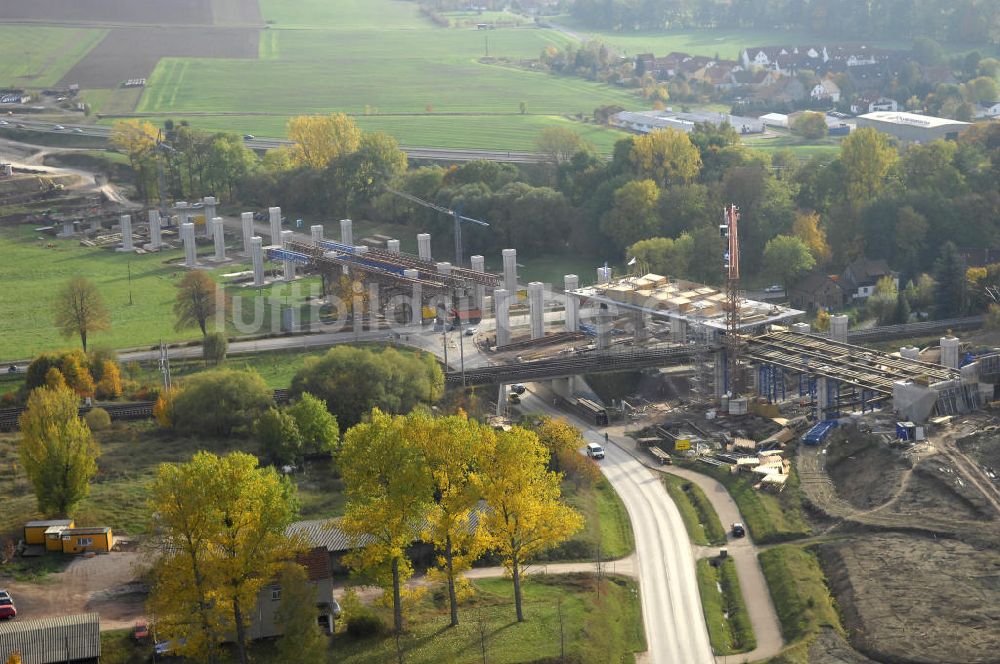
[0,597,16,620]
[731,522,746,537]
[764,284,783,293]
[464,326,478,336]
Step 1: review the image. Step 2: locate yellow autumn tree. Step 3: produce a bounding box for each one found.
[412,411,490,627]
[629,128,702,187]
[287,113,362,169]
[340,409,434,634]
[477,426,583,622]
[109,119,160,202]
[147,452,300,664]
[792,211,831,266]
[95,360,122,400]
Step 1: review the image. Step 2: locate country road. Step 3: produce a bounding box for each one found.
[520,390,715,664]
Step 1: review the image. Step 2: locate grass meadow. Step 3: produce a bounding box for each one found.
[0,26,107,88]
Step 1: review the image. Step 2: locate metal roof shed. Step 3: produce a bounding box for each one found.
[0,613,100,663]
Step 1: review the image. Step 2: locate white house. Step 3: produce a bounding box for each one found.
[976,102,1000,119]
[810,79,841,103]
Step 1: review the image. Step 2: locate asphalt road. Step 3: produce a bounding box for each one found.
[0,117,547,163]
[520,391,715,664]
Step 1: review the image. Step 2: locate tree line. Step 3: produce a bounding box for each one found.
[570,0,1000,45]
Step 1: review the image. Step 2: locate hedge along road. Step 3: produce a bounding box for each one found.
[519,390,715,664]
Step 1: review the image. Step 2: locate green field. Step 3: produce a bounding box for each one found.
[123,113,630,153]
[123,0,642,151]
[0,26,106,88]
[101,574,645,664]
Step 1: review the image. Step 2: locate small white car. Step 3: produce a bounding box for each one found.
[586,442,605,460]
[764,284,783,293]
[52,124,65,130]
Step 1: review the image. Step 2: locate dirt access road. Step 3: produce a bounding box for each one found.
[2,552,147,630]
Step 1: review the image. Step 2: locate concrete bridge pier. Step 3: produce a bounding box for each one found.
[564,275,579,333]
[494,288,511,347]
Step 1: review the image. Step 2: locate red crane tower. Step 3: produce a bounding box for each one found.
[722,204,742,395]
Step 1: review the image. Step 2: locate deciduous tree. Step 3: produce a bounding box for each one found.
[255,407,303,466]
[629,128,702,186]
[53,277,110,352]
[535,126,592,165]
[340,409,434,633]
[792,211,831,265]
[791,112,828,140]
[18,385,99,516]
[839,127,898,204]
[275,563,327,664]
[762,235,816,291]
[476,427,582,622]
[413,412,489,627]
[287,113,362,169]
[600,179,660,250]
[290,346,443,430]
[628,235,693,278]
[287,393,339,458]
[171,369,273,436]
[148,452,300,664]
[174,271,223,337]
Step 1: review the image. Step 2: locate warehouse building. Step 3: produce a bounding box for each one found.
[855,111,969,143]
[0,613,100,663]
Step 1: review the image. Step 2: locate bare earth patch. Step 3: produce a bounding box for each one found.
[59,26,259,89]
[2,552,148,630]
[821,535,1000,664]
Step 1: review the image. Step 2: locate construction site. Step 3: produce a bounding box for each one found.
[3,147,1000,663]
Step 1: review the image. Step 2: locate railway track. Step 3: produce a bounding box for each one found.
[0,389,293,432]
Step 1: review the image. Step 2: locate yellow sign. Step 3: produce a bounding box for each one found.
[674,438,691,452]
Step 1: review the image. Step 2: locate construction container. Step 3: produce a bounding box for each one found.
[23,519,73,546]
[61,527,113,554]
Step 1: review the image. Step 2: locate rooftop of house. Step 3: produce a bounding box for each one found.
[26,519,73,528]
[296,546,333,582]
[62,527,111,535]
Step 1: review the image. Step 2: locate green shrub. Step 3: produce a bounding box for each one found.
[85,407,111,431]
[346,613,385,639]
[172,368,273,436]
[202,332,228,365]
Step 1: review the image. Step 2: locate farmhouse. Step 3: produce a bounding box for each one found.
[840,257,896,300]
[0,613,100,664]
[788,273,844,311]
[856,111,970,143]
[248,547,338,638]
[976,102,1000,119]
[810,79,841,103]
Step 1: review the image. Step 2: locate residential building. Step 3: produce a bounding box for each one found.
[840,257,896,300]
[248,547,338,639]
[788,273,844,311]
[0,613,100,664]
[810,78,841,103]
[856,111,970,143]
[851,96,898,114]
[975,102,1000,119]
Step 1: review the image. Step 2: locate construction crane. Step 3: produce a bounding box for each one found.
[385,186,489,267]
[720,204,742,396]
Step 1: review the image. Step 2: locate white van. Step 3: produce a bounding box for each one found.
[586,442,605,460]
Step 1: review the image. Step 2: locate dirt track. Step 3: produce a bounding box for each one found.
[3,552,148,630]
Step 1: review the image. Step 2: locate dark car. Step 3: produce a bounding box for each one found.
[511,384,526,395]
